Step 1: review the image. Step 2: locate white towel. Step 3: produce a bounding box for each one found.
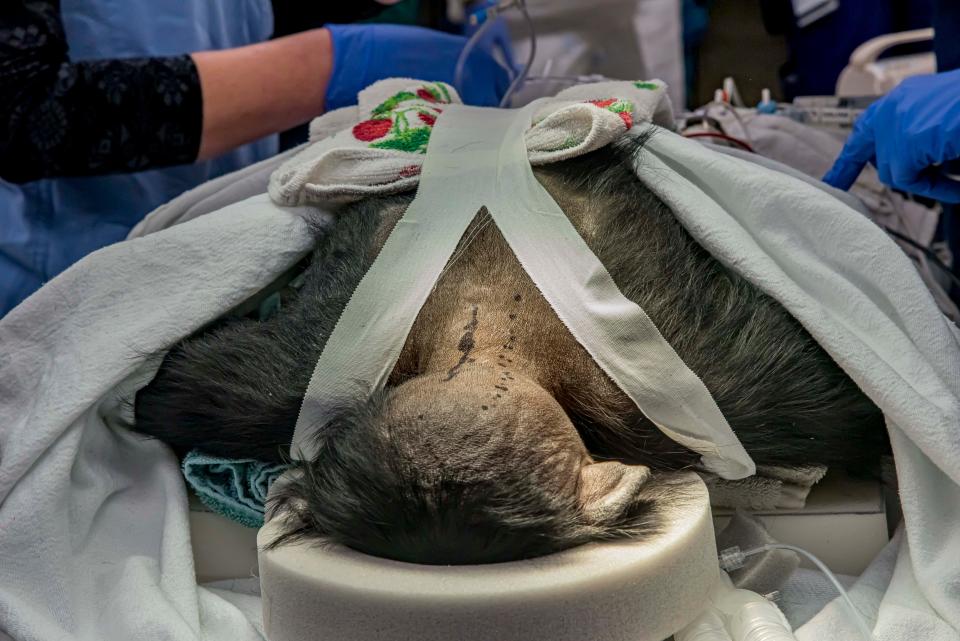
[705,109,957,322]
[630,125,960,640]
[268,78,673,207]
[0,195,315,641]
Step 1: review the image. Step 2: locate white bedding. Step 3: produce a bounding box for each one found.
[634,127,960,640]
[0,195,315,641]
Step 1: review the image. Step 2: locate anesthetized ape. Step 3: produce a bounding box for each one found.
[134,136,889,564]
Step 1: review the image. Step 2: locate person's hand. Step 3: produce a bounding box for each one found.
[823,69,960,202]
[323,24,511,111]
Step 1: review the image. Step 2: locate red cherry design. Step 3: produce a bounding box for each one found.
[618,111,633,128]
[589,98,616,108]
[353,118,392,141]
[418,112,437,126]
[417,88,439,102]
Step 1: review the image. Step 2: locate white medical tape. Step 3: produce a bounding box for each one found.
[290,106,522,460]
[292,103,755,480]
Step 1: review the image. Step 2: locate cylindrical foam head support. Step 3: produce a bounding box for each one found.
[257,471,717,641]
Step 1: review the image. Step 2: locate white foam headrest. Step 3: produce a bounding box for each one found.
[258,471,717,641]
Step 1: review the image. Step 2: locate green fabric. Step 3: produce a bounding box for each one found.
[183,451,291,528]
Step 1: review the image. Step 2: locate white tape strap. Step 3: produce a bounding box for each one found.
[291,106,523,460]
[292,104,755,479]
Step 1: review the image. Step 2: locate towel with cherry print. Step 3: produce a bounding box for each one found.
[269,78,674,207]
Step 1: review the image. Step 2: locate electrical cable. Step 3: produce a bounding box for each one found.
[456,1,623,108]
[682,131,754,153]
[702,101,755,146]
[454,0,535,108]
[883,226,960,290]
[719,544,875,641]
[498,0,535,107]
[453,14,497,99]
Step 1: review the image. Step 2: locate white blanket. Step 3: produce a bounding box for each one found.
[632,126,960,640]
[0,195,315,641]
[2,98,959,641]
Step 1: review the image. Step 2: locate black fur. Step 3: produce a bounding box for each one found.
[133,195,396,461]
[263,391,694,564]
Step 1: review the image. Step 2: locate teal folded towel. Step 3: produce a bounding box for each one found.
[182,450,291,528]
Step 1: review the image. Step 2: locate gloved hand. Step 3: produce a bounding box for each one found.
[324,23,512,111]
[823,69,960,202]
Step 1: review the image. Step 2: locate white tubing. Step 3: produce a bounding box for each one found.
[676,572,797,641]
[717,544,876,641]
[674,609,734,641]
[754,544,875,641]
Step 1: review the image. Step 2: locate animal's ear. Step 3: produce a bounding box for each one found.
[577,461,651,524]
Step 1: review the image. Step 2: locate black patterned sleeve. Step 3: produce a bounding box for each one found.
[0,0,203,184]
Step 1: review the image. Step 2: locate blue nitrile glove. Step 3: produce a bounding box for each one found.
[823,69,960,203]
[324,24,511,110]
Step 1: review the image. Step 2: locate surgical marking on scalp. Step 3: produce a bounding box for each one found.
[444,305,479,381]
